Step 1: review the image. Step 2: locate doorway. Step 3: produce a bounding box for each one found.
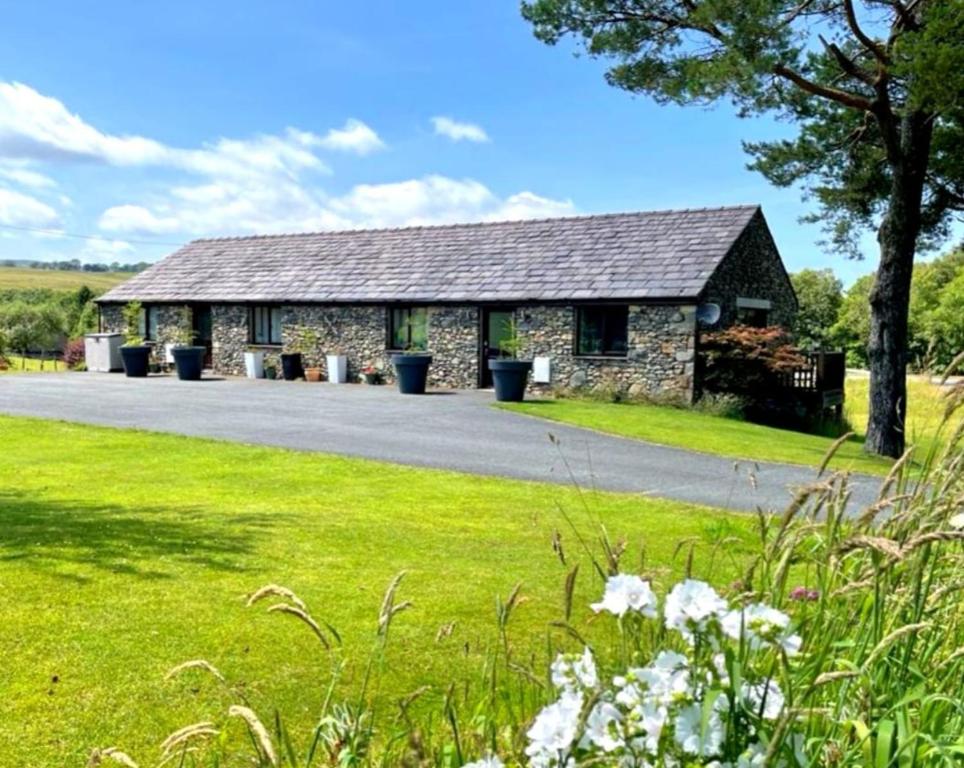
[480,308,514,388]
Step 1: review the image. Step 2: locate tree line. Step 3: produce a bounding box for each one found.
[0,286,99,366]
[792,245,964,373]
[0,258,151,272]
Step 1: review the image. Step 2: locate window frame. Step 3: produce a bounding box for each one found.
[387,306,429,352]
[138,305,159,342]
[248,305,283,346]
[735,297,771,328]
[573,304,630,358]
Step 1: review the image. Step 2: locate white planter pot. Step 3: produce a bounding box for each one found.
[244,350,265,379]
[326,354,348,384]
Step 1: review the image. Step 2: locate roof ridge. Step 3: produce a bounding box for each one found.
[187,204,761,244]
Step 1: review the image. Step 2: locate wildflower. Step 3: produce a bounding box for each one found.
[673,701,725,756]
[789,586,820,602]
[736,741,768,766]
[742,679,786,720]
[550,647,598,693]
[582,701,624,752]
[949,512,964,529]
[636,651,690,706]
[722,603,802,656]
[525,690,583,767]
[462,756,504,768]
[592,574,658,618]
[664,580,728,641]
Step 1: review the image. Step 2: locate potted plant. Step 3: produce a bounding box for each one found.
[119,301,151,378]
[359,364,382,385]
[293,329,322,382]
[326,346,348,384]
[280,326,311,381]
[488,317,532,402]
[170,306,206,381]
[244,346,265,379]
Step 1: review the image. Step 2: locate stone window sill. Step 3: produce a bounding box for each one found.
[572,354,630,361]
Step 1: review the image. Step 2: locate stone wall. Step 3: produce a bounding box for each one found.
[701,211,798,328]
[516,304,696,400]
[99,300,698,397]
[99,303,191,363]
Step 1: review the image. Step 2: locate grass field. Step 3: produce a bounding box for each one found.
[0,414,751,766]
[0,265,131,291]
[499,375,953,476]
[0,354,64,373]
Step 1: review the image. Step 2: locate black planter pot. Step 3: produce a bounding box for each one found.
[172,346,206,381]
[281,352,303,381]
[489,359,533,402]
[391,354,433,395]
[120,345,151,378]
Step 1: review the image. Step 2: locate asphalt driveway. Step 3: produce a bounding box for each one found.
[0,373,880,512]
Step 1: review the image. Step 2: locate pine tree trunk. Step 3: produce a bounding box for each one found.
[865,114,931,458]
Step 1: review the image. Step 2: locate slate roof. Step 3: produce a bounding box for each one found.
[98,205,764,305]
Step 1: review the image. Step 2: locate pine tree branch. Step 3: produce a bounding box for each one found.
[843,0,890,63]
[819,34,876,85]
[773,64,875,111]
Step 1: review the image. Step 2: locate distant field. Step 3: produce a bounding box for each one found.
[0,266,131,292]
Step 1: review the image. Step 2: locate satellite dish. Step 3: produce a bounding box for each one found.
[696,303,721,326]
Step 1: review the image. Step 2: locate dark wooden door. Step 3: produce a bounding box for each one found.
[193,305,213,367]
[480,308,513,387]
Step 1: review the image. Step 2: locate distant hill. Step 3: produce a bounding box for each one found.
[0,266,132,292]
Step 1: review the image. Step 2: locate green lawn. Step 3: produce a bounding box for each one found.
[0,354,65,373]
[0,265,131,291]
[0,414,751,766]
[498,375,954,476]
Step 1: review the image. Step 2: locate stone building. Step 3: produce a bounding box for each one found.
[96,205,796,399]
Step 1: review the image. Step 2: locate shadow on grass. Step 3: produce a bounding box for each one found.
[0,491,282,581]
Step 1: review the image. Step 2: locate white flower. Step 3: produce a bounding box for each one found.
[949,512,964,530]
[673,702,725,756]
[551,647,598,692]
[722,603,802,656]
[637,651,690,706]
[582,701,624,752]
[664,580,728,641]
[742,679,786,721]
[592,574,658,618]
[525,690,583,767]
[633,699,669,755]
[736,741,768,767]
[462,756,504,768]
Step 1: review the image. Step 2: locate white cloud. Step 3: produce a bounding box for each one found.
[0,162,56,189]
[0,81,573,241]
[80,237,135,263]
[316,119,385,155]
[0,81,337,177]
[98,204,181,234]
[0,186,60,227]
[431,116,490,143]
[329,176,573,228]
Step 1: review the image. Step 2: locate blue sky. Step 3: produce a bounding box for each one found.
[0,1,893,283]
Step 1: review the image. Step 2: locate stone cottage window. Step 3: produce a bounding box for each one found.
[388,307,428,351]
[138,306,159,341]
[735,298,771,327]
[249,306,282,345]
[575,306,629,356]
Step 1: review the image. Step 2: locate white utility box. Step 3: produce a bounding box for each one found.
[84,333,124,372]
[533,356,552,384]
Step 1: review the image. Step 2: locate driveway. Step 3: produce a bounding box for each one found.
[0,373,880,512]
